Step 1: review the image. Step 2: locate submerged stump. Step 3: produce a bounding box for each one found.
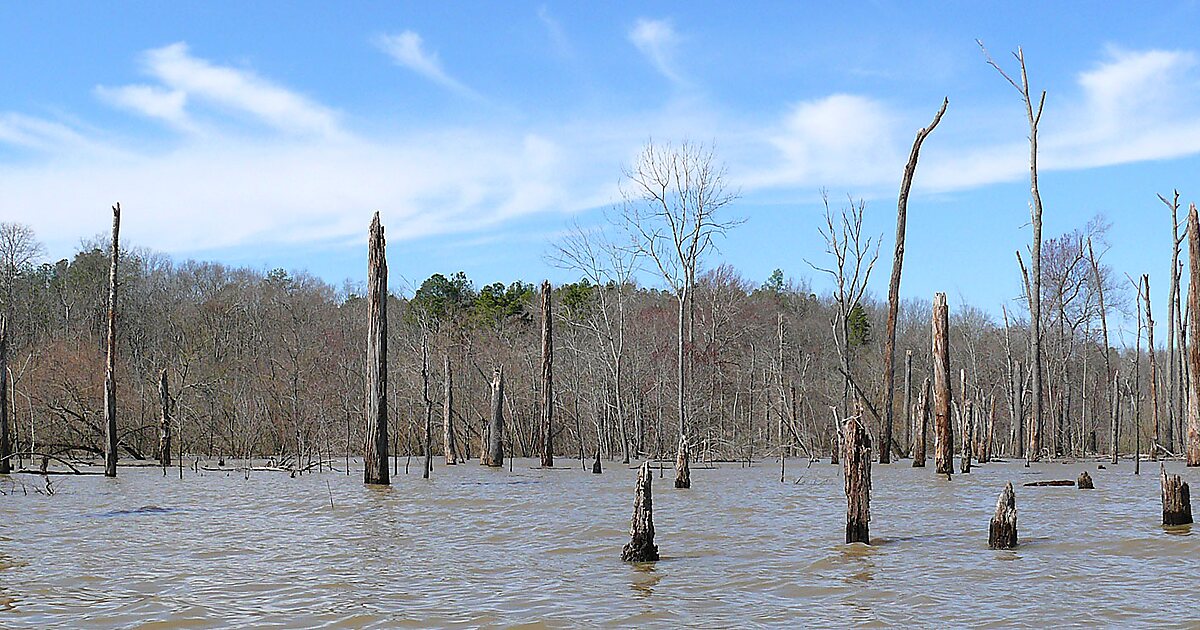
[622,462,659,562]
[674,434,690,489]
[1162,465,1193,526]
[1077,471,1094,489]
[592,450,602,474]
[843,412,872,544]
[989,482,1018,549]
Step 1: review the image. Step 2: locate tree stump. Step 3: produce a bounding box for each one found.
[483,367,505,467]
[912,377,929,468]
[843,412,872,544]
[622,462,659,562]
[932,292,954,475]
[539,280,554,468]
[988,482,1018,549]
[1077,471,1094,489]
[157,368,171,468]
[592,450,602,474]
[674,434,690,489]
[363,212,390,485]
[1161,465,1193,526]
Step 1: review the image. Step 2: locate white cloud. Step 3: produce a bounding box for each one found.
[375,31,477,97]
[94,84,193,131]
[629,18,683,84]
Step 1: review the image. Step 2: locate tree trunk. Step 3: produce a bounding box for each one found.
[674,433,690,489]
[158,368,171,468]
[592,450,602,474]
[443,352,457,464]
[1111,371,1121,465]
[932,292,954,475]
[913,377,930,467]
[421,334,433,480]
[0,316,8,475]
[882,98,947,466]
[988,482,1018,549]
[961,399,973,473]
[364,212,390,485]
[104,203,121,478]
[1162,465,1193,525]
[1188,203,1200,466]
[540,280,554,468]
[1146,275,1160,461]
[843,410,872,544]
[622,461,659,562]
[483,367,505,467]
[903,349,913,457]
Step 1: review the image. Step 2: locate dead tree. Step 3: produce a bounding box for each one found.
[0,315,7,475]
[421,332,433,480]
[843,409,872,544]
[1111,370,1121,465]
[903,350,913,455]
[103,203,121,478]
[592,450,602,474]
[540,280,554,468]
[483,366,505,467]
[988,482,1018,549]
[913,377,930,467]
[364,212,390,485]
[933,292,954,475]
[1077,470,1094,489]
[1162,465,1193,525]
[961,399,973,473]
[622,461,659,562]
[1188,203,1200,466]
[674,434,690,489]
[157,368,171,468]
[1088,238,1115,465]
[443,353,458,465]
[881,97,948,465]
[1145,275,1161,460]
[1162,191,1184,454]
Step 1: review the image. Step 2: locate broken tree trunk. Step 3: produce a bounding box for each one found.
[1162,465,1193,525]
[104,203,121,478]
[1077,470,1094,489]
[961,399,973,473]
[421,333,433,480]
[483,366,505,467]
[592,450,602,474]
[0,315,8,475]
[674,433,690,489]
[903,349,913,456]
[157,368,171,468]
[1146,275,1161,461]
[1111,370,1121,465]
[622,461,659,562]
[882,97,947,466]
[1188,203,1200,466]
[988,482,1018,549]
[364,212,390,485]
[443,352,457,465]
[540,280,554,468]
[933,292,954,475]
[913,376,930,467]
[843,410,872,544]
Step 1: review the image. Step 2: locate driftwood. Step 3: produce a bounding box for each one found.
[674,434,690,489]
[1077,471,1094,489]
[1023,480,1075,487]
[1161,465,1193,525]
[364,212,390,485]
[988,482,1018,549]
[621,461,659,562]
[104,203,121,478]
[843,411,871,544]
[932,292,954,475]
[540,280,554,468]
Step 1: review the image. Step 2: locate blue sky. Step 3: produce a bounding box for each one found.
[2,2,1199,339]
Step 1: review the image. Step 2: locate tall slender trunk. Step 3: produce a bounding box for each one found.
[1146,275,1160,460]
[484,367,505,467]
[364,212,390,485]
[0,316,8,475]
[903,350,913,457]
[158,368,171,468]
[1087,238,1114,466]
[443,352,457,464]
[104,203,121,478]
[1186,204,1200,466]
[540,281,554,467]
[932,292,954,475]
[912,376,930,467]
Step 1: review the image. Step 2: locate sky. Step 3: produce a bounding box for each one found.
[2,1,1200,339]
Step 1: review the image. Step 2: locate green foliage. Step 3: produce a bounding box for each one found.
[846,303,871,348]
[762,268,786,294]
[411,271,476,327]
[474,280,534,328]
[560,278,594,317]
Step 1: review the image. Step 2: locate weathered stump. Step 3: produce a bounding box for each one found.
[1077,471,1094,489]
[843,412,872,544]
[363,212,390,485]
[674,434,690,489]
[622,462,659,562]
[104,203,121,478]
[483,367,505,467]
[932,292,954,475]
[912,377,929,468]
[988,482,1018,549]
[539,280,554,468]
[592,450,602,474]
[443,353,458,465]
[0,315,9,475]
[1162,465,1193,525]
[961,400,973,474]
[157,368,171,468]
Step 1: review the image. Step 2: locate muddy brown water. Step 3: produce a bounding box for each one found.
[0,457,1196,627]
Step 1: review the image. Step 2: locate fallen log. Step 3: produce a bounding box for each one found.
[1023,480,1075,487]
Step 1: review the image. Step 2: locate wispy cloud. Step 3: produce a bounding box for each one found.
[537,6,571,57]
[375,31,478,98]
[94,84,193,131]
[629,18,683,84]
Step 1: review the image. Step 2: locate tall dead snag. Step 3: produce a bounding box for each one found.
[1111,371,1121,465]
[0,315,8,475]
[932,292,954,475]
[982,41,1046,463]
[540,280,554,468]
[881,97,948,465]
[363,211,390,485]
[1163,191,1184,454]
[622,461,659,562]
[483,366,505,467]
[1145,275,1161,460]
[988,482,1018,549]
[674,434,690,489]
[961,399,973,474]
[103,203,121,478]
[421,333,433,480]
[1087,238,1115,465]
[843,409,872,544]
[1188,203,1200,466]
[913,376,930,467]
[157,368,171,468]
[1162,465,1193,525]
[903,350,913,455]
[443,353,457,465]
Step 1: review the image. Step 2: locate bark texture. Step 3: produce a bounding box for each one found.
[988,482,1018,549]
[912,376,930,467]
[157,368,171,468]
[540,280,554,468]
[843,410,872,544]
[1077,471,1094,489]
[932,292,954,475]
[674,434,690,489]
[592,450,602,474]
[443,353,458,465]
[483,367,505,467]
[622,461,659,562]
[1188,204,1200,466]
[1162,465,1193,526]
[104,204,121,478]
[363,212,390,485]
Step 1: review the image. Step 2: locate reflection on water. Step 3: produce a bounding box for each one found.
[0,458,1198,626]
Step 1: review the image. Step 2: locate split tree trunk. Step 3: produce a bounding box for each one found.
[988,482,1018,549]
[932,292,954,475]
[443,353,458,464]
[881,97,947,466]
[843,409,872,544]
[158,368,171,468]
[622,461,659,562]
[1162,465,1193,525]
[363,211,390,485]
[483,367,505,467]
[0,316,8,475]
[913,377,930,467]
[1188,203,1200,466]
[674,434,690,489]
[961,399,973,473]
[104,203,121,478]
[540,280,554,468]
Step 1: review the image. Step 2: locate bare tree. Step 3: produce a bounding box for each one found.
[0,222,46,312]
[364,212,389,485]
[103,204,121,478]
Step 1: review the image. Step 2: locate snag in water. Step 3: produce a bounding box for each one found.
[104,204,121,478]
[674,434,690,489]
[482,367,505,467]
[364,212,390,485]
[1077,471,1094,489]
[592,450,602,474]
[843,411,872,544]
[989,482,1018,549]
[622,462,659,562]
[932,292,954,475]
[1162,465,1193,526]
